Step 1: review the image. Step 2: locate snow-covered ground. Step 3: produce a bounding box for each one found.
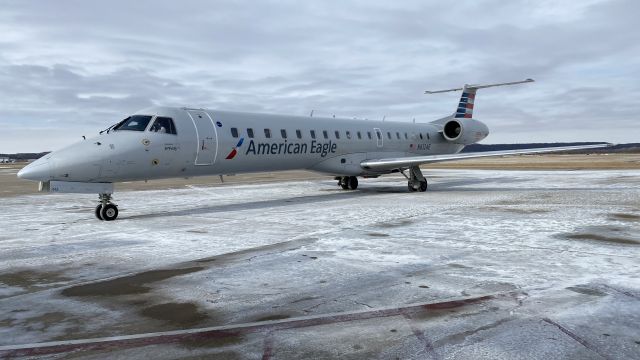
[1,170,639,359]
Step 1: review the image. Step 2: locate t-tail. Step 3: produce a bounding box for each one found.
[425,78,535,119]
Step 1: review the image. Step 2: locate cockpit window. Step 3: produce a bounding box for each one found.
[114,115,153,132]
[150,117,177,135]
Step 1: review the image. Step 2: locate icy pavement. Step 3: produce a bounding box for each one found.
[0,170,639,359]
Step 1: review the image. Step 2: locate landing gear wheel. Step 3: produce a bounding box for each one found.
[340,177,349,190]
[418,180,428,192]
[95,204,104,220]
[100,203,119,221]
[407,181,417,192]
[404,166,428,193]
[347,176,358,190]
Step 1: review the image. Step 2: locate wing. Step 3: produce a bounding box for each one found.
[360,143,612,171]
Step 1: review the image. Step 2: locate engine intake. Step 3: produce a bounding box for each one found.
[444,120,462,140]
[441,119,489,145]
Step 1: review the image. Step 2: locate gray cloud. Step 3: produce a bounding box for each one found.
[0,0,638,152]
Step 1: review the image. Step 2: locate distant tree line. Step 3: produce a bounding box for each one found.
[0,152,50,160]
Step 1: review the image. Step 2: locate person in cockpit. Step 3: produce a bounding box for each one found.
[151,122,166,133]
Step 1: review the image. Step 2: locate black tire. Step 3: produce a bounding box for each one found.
[95,204,104,220]
[408,181,417,192]
[419,180,428,192]
[100,203,119,221]
[340,177,349,190]
[348,176,358,190]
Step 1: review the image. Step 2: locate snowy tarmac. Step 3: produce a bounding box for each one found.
[1,169,639,359]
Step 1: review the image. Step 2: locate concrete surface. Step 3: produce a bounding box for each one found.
[0,169,639,359]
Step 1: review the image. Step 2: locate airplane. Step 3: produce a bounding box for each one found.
[17,79,610,221]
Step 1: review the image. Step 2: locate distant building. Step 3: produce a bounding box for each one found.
[0,157,16,163]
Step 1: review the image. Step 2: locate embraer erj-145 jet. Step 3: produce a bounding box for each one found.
[18,79,609,220]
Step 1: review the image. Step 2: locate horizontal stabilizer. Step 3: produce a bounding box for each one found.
[425,78,534,120]
[424,79,534,94]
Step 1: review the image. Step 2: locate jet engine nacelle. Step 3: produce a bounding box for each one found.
[442,119,489,145]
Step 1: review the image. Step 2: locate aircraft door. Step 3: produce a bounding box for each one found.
[373,128,383,148]
[188,110,218,165]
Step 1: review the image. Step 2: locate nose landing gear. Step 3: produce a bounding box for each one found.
[95,193,118,221]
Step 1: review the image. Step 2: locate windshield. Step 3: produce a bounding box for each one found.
[113,115,153,131]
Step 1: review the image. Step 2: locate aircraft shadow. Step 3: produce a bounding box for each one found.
[126,188,391,220]
[124,177,533,220]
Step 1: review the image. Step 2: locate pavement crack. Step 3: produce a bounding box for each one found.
[353,301,373,309]
[433,318,513,348]
[542,318,612,360]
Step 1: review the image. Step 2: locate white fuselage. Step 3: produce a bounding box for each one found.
[18,106,480,183]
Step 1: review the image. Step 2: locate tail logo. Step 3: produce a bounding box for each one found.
[455,92,475,118]
[225,137,244,159]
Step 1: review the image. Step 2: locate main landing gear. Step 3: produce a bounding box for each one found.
[95,193,119,221]
[402,166,428,192]
[337,176,358,190]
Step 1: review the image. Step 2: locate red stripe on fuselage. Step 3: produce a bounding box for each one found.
[225,149,238,159]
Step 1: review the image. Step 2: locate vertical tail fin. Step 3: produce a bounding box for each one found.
[425,78,534,119]
[455,86,476,118]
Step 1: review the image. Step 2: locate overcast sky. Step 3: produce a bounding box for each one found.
[0,0,638,153]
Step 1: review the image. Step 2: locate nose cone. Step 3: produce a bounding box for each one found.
[17,157,52,181]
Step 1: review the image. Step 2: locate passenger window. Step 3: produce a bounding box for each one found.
[230,127,239,138]
[368,132,372,140]
[247,128,254,138]
[116,115,153,132]
[376,132,381,140]
[323,130,329,139]
[264,129,272,138]
[419,133,423,140]
[149,116,177,135]
[335,130,340,139]
[387,132,392,140]
[346,131,351,139]
[357,131,362,139]
[281,129,287,139]
[427,133,430,140]
[310,130,316,139]
[404,133,408,140]
[396,132,400,140]
[296,129,302,139]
